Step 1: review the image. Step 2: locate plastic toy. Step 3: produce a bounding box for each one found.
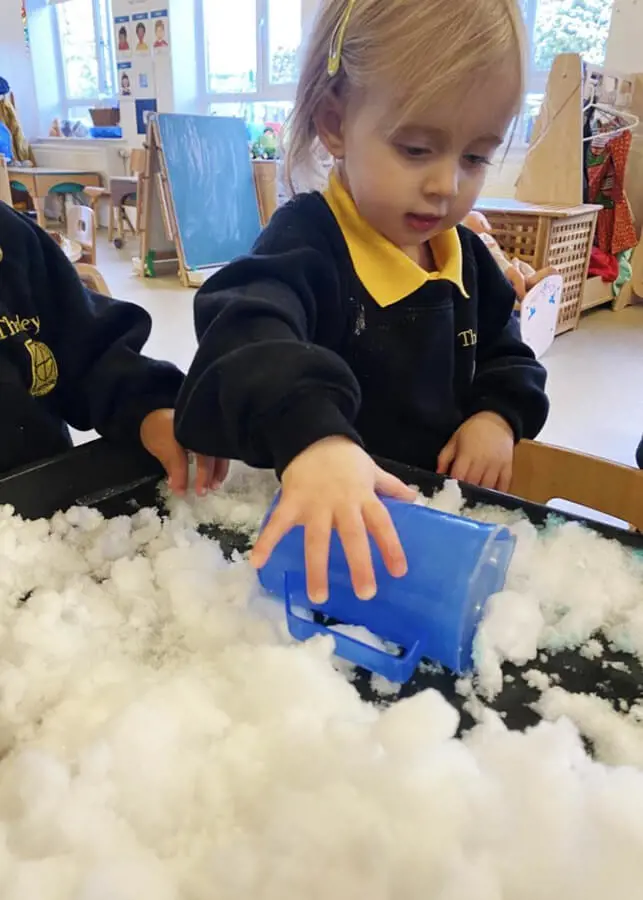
[258,494,516,682]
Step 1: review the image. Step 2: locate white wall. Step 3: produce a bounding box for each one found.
[0,0,39,136]
[605,0,643,72]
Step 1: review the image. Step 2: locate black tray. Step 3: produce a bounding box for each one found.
[2,440,642,736]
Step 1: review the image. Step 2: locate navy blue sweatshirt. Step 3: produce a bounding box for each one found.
[175,186,548,475]
[0,202,183,474]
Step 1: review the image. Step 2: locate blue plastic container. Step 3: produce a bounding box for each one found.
[258,495,515,682]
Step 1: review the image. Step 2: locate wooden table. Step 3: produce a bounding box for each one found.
[8,167,102,229]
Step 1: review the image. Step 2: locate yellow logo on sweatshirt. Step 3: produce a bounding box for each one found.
[24,339,58,397]
[0,315,58,396]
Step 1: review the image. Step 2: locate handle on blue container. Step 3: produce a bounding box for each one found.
[284,575,423,683]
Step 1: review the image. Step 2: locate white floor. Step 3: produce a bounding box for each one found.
[96,233,643,469]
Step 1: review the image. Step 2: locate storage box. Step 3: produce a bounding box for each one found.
[476,199,600,334]
[89,107,121,127]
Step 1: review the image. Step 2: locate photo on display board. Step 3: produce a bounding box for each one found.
[114,15,131,59]
[117,61,133,97]
[136,99,157,135]
[133,62,155,98]
[132,13,150,54]
[151,10,170,53]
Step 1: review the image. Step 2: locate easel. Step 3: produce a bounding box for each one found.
[139,115,266,288]
[138,117,188,285]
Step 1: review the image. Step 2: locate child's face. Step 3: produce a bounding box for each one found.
[319,64,517,261]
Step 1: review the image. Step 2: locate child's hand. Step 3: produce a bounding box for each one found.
[437,412,514,492]
[250,436,416,604]
[140,408,229,496]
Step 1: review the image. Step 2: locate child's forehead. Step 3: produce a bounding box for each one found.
[356,68,519,143]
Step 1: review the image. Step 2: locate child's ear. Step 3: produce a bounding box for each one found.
[314,89,346,160]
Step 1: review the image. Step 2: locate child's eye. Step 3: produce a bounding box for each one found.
[463,154,492,169]
[397,145,431,159]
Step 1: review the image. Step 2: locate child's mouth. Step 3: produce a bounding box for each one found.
[405,213,443,234]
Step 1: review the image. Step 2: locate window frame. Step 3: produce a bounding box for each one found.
[197,0,301,112]
[52,0,117,120]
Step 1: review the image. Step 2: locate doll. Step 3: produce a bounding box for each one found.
[463,211,558,301]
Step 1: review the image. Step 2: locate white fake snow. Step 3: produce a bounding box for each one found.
[0,463,642,897]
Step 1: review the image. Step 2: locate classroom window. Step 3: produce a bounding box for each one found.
[201,0,301,127]
[54,0,116,119]
[268,0,301,86]
[517,0,614,143]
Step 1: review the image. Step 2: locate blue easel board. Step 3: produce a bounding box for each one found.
[156,114,261,271]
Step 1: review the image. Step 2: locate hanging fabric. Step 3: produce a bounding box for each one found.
[586,129,638,256]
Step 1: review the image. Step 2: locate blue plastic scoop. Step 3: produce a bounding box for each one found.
[257,495,515,682]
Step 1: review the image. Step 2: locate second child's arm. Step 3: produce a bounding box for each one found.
[175,202,414,600]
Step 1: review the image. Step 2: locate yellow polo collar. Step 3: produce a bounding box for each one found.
[323,171,468,307]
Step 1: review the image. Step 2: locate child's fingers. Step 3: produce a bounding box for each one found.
[164,446,189,495]
[363,498,408,579]
[212,458,230,489]
[464,459,487,487]
[497,463,513,495]
[374,468,417,502]
[194,455,215,496]
[304,512,333,604]
[251,500,298,569]
[479,463,502,491]
[449,454,473,483]
[336,506,377,600]
[436,440,457,476]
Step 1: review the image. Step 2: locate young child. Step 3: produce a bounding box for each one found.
[175,0,549,602]
[153,20,169,49]
[135,23,148,53]
[118,26,130,52]
[0,201,226,494]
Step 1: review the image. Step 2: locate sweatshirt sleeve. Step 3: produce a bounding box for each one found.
[175,200,363,473]
[463,229,549,441]
[27,214,184,441]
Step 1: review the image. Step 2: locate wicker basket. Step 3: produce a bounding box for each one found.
[476,199,600,334]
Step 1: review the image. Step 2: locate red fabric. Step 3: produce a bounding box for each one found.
[587,131,638,255]
[588,246,619,282]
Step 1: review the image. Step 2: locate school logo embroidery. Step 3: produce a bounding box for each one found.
[24,338,58,397]
[458,328,477,348]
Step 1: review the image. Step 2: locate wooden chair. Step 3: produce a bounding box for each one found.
[86,149,147,243]
[75,263,111,296]
[67,205,97,265]
[108,148,147,246]
[84,183,110,221]
[510,439,643,531]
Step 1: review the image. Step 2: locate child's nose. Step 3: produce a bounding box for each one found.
[422,158,459,202]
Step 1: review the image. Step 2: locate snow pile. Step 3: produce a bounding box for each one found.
[0,468,643,896]
[472,510,643,697]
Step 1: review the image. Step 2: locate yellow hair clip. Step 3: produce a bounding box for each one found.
[327,0,357,77]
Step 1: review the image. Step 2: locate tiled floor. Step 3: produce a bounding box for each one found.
[96,234,643,468]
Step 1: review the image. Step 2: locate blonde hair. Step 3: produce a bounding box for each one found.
[284,0,526,193]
